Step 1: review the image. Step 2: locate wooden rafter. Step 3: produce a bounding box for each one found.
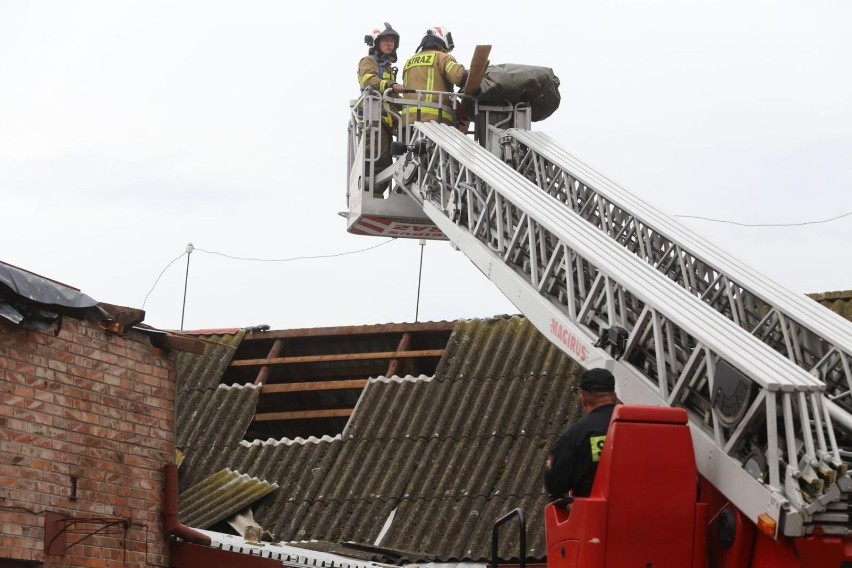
[254,408,354,421]
[261,379,368,393]
[231,349,444,367]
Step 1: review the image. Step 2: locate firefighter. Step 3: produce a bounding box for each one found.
[400,26,468,141]
[543,368,619,499]
[358,22,404,197]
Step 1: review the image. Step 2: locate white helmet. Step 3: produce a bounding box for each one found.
[425,26,454,51]
[365,22,400,50]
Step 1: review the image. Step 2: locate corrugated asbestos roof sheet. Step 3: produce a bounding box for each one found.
[178,383,262,490]
[175,330,255,491]
[247,371,575,562]
[811,290,852,321]
[176,315,585,563]
[173,293,852,563]
[176,330,245,393]
[180,468,278,529]
[433,316,579,381]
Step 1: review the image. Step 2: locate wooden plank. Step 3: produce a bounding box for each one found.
[230,349,444,367]
[146,331,207,354]
[463,44,492,96]
[261,379,368,394]
[458,44,492,132]
[254,408,354,422]
[243,321,457,340]
[99,302,145,333]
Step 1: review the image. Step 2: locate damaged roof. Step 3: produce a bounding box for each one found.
[174,291,852,563]
[175,316,583,563]
[0,259,206,353]
[0,260,110,330]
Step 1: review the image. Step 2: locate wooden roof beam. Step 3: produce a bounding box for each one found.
[230,349,444,367]
[260,379,368,394]
[254,338,284,385]
[386,332,411,378]
[243,321,456,340]
[254,409,354,421]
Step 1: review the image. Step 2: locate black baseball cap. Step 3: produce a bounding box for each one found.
[579,368,615,393]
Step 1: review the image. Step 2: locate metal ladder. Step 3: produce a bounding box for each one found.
[392,121,850,538]
[503,128,852,433]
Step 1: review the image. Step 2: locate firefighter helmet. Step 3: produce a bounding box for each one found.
[425,26,454,51]
[365,22,400,50]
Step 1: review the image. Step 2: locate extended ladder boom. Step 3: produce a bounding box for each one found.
[503,129,852,430]
[391,120,850,538]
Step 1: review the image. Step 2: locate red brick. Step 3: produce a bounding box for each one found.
[1,315,175,565]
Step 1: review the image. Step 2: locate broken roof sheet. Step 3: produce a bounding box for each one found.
[180,468,279,529]
[176,295,852,563]
[175,315,584,563]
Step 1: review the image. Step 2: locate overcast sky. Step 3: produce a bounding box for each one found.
[2,1,850,331]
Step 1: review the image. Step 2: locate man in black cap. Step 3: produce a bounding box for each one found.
[544,367,619,499]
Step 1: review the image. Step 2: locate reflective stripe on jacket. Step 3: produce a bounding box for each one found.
[358,54,397,92]
[358,54,398,128]
[401,50,466,124]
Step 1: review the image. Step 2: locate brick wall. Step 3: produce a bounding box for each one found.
[0,315,175,567]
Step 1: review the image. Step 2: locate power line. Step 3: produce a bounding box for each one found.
[674,209,852,227]
[415,239,426,322]
[193,239,395,262]
[142,239,398,308]
[142,251,186,309]
[142,202,851,315]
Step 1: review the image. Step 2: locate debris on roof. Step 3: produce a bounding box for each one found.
[0,260,110,330]
[174,316,584,563]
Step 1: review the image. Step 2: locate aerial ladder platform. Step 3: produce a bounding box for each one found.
[344,80,852,563]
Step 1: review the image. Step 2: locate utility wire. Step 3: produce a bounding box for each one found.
[193,238,395,262]
[674,209,852,227]
[142,251,186,309]
[142,239,398,308]
[142,203,850,312]
[415,239,426,322]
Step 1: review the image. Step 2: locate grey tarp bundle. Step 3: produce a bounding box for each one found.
[477,63,561,122]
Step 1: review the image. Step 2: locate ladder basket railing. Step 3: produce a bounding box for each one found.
[491,507,527,568]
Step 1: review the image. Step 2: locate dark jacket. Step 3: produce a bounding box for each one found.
[544,403,616,498]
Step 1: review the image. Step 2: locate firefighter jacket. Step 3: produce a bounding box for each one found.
[358,54,399,129]
[401,50,467,125]
[544,403,616,499]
